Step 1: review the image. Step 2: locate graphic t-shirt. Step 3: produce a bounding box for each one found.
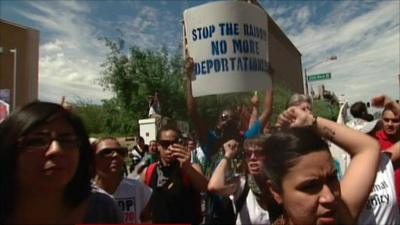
[113,177,152,224]
[357,154,400,225]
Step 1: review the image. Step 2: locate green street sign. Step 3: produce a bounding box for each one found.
[307,73,331,81]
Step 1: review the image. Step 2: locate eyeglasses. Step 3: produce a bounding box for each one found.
[97,147,128,158]
[158,139,182,149]
[18,134,80,151]
[383,118,400,123]
[244,149,265,159]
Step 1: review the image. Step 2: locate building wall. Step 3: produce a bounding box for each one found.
[268,16,304,94]
[0,19,39,111]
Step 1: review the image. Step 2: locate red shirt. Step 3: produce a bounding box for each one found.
[376,129,400,205]
[375,130,398,150]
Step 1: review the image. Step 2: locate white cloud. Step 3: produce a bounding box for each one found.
[7,0,398,107]
[288,1,399,104]
[296,6,311,25]
[15,1,110,104]
[39,77,112,104]
[109,4,182,53]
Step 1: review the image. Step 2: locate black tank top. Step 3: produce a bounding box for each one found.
[149,163,199,224]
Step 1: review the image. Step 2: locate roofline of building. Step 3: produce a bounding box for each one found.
[0,18,39,32]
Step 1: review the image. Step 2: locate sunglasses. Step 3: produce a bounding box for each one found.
[158,139,183,149]
[97,147,128,158]
[18,134,80,151]
[244,149,265,159]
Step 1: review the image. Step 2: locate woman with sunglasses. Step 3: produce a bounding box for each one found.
[265,106,380,225]
[208,136,281,224]
[93,137,152,224]
[0,101,122,224]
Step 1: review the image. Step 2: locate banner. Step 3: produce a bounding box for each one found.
[183,1,270,97]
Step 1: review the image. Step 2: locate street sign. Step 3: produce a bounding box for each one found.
[307,72,331,81]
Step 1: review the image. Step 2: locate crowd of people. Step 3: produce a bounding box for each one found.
[0,53,399,225]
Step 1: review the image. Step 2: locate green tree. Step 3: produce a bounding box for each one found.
[98,38,188,135]
[91,37,338,136]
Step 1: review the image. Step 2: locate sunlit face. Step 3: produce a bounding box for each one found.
[148,141,158,154]
[296,102,312,114]
[158,129,178,165]
[272,151,340,225]
[16,118,80,192]
[95,139,126,178]
[382,110,400,137]
[244,145,266,176]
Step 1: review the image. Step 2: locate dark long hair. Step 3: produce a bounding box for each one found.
[263,126,329,191]
[0,101,94,223]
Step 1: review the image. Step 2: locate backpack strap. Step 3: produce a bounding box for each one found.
[235,180,250,215]
[144,162,157,186]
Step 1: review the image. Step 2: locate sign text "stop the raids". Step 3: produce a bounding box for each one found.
[191,23,267,75]
[192,23,267,41]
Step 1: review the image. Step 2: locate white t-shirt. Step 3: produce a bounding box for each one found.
[112,177,152,224]
[235,177,271,225]
[357,154,400,225]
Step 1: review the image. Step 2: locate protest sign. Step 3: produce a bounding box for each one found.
[183,1,270,97]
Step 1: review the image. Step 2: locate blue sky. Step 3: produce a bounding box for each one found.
[1,0,399,108]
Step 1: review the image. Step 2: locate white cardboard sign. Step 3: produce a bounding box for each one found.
[183,1,271,97]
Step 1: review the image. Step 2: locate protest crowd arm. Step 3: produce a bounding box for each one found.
[277,107,380,223]
[248,74,273,130]
[185,57,208,144]
[207,139,240,196]
[258,76,273,128]
[182,162,209,192]
[372,95,400,115]
[314,114,380,223]
[248,93,259,130]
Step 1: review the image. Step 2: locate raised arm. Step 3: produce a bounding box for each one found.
[280,107,380,223]
[315,116,379,222]
[258,80,273,127]
[185,57,208,144]
[248,92,259,130]
[171,142,208,192]
[207,139,241,196]
[249,76,273,129]
[372,95,400,115]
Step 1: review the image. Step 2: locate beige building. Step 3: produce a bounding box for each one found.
[267,15,304,93]
[0,19,39,111]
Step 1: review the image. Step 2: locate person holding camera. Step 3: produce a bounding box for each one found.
[140,124,207,224]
